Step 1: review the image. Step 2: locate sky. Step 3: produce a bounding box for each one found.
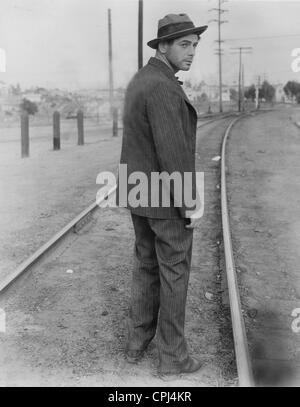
[0,0,300,89]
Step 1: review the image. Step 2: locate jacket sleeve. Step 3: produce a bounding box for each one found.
[147,83,197,218]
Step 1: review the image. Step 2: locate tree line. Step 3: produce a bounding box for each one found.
[17,79,300,116]
[244,80,300,103]
[185,79,300,105]
[283,81,300,103]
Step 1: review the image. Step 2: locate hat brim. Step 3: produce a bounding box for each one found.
[147,25,208,49]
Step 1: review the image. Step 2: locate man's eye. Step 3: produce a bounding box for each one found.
[181,44,188,48]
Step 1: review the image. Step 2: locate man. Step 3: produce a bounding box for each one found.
[118,13,207,375]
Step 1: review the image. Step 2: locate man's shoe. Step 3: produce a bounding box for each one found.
[158,357,203,376]
[180,357,203,374]
[125,349,145,364]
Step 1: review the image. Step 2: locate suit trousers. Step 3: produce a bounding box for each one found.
[127,212,194,370]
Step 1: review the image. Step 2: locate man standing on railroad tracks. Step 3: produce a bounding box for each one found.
[117,13,207,376]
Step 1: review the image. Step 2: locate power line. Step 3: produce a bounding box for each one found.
[225,34,300,41]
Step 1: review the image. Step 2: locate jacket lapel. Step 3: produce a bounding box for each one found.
[175,81,198,120]
[148,57,198,119]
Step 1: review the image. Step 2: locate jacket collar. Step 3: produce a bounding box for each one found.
[148,57,183,86]
[147,57,194,109]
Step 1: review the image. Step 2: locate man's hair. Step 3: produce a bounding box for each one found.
[159,34,200,48]
[165,39,175,46]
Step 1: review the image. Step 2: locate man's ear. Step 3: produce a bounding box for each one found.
[158,41,168,54]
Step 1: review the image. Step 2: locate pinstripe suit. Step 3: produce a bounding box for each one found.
[119,57,197,371]
[118,57,197,219]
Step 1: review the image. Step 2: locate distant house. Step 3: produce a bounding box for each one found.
[222,88,231,102]
[0,93,22,117]
[22,92,42,103]
[274,84,288,103]
[184,81,232,103]
[0,81,9,96]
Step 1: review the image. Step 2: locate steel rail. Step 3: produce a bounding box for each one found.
[1,112,255,387]
[0,114,235,293]
[221,116,254,387]
[0,185,117,293]
[0,114,231,295]
[197,112,239,128]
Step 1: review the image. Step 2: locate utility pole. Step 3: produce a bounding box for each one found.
[209,0,228,113]
[241,63,245,111]
[230,46,252,111]
[255,75,261,110]
[138,0,143,70]
[108,8,114,115]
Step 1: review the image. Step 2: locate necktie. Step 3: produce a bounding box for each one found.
[175,77,183,85]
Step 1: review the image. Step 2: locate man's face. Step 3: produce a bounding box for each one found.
[163,34,199,71]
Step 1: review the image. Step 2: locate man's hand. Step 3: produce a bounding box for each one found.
[184,179,204,229]
[185,187,203,229]
[185,217,201,229]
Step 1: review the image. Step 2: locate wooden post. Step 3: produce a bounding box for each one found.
[255,76,260,110]
[238,48,242,112]
[21,111,29,158]
[108,9,114,116]
[77,110,84,145]
[53,111,61,150]
[112,107,118,137]
[138,0,143,70]
[217,0,223,113]
[241,63,245,112]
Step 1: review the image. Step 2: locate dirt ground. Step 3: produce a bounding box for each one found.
[226,105,300,386]
[0,118,237,387]
[0,120,122,283]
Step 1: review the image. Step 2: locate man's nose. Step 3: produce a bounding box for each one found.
[188,45,195,56]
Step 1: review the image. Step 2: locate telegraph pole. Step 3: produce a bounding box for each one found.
[255,75,261,110]
[108,8,114,115]
[209,0,228,113]
[217,0,224,113]
[138,0,143,70]
[230,46,252,111]
[241,63,245,111]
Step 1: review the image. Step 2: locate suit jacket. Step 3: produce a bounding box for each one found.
[117,57,198,219]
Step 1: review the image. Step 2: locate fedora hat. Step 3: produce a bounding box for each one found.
[147,13,208,49]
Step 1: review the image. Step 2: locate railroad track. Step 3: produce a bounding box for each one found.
[220,115,254,386]
[197,111,239,128]
[219,109,274,386]
[0,113,238,295]
[0,111,271,386]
